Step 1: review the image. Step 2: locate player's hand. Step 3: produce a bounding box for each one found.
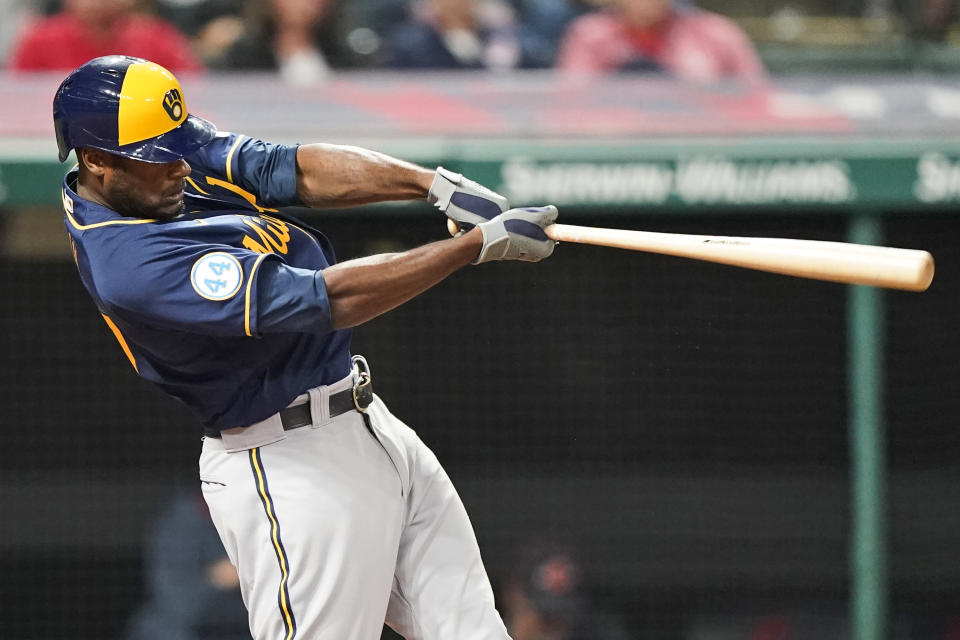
[427,166,509,232]
[475,205,558,264]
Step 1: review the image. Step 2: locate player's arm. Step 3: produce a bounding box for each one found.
[294,144,510,229]
[324,228,483,329]
[295,144,434,207]
[257,206,558,331]
[323,206,558,329]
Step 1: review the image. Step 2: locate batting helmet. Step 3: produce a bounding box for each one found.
[53,55,216,163]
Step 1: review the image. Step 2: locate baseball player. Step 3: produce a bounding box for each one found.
[54,55,558,640]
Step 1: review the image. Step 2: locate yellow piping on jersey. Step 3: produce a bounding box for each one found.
[184,176,210,195]
[101,314,139,373]
[249,448,297,640]
[244,253,270,337]
[204,176,278,213]
[65,208,157,231]
[224,135,245,183]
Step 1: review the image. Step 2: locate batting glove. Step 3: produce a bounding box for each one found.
[475,205,559,264]
[427,166,509,232]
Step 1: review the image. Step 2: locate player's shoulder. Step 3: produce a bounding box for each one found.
[187,131,243,168]
[75,210,233,259]
[186,131,284,178]
[185,132,301,208]
[85,216,244,308]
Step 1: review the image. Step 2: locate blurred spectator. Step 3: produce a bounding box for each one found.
[899,0,957,41]
[267,0,333,82]
[7,0,202,72]
[155,0,278,71]
[556,0,767,83]
[382,0,541,70]
[158,0,359,83]
[0,0,37,66]
[511,0,587,66]
[501,543,631,640]
[154,0,244,38]
[125,490,249,640]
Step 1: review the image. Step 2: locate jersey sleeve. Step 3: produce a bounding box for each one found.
[186,132,302,207]
[255,261,333,334]
[96,234,331,338]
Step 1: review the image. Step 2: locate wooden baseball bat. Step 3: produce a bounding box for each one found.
[544,223,935,292]
[446,219,933,291]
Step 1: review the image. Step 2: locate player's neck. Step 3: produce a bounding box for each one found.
[76,170,113,212]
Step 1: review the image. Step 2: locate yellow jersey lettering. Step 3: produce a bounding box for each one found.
[243,216,288,255]
[242,234,272,254]
[261,214,291,245]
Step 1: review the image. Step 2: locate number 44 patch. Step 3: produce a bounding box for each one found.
[191,252,244,301]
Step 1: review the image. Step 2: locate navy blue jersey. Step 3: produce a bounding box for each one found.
[63,132,353,431]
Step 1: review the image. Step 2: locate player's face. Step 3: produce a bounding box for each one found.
[101,155,192,220]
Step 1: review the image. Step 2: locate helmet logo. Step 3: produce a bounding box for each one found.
[162,88,184,121]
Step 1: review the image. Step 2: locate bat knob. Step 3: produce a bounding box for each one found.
[447,219,460,236]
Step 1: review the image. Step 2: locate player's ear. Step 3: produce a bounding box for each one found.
[77,148,111,176]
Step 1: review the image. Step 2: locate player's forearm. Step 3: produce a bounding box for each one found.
[323,229,483,329]
[295,143,435,208]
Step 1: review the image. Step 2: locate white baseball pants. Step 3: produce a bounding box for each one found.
[199,379,510,640]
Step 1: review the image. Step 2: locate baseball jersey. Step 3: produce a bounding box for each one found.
[62,132,353,431]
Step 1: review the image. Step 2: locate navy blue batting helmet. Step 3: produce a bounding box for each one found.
[53,55,216,163]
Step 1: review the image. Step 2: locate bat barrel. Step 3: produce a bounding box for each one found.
[544,224,935,292]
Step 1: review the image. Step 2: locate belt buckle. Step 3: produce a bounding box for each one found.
[351,355,373,412]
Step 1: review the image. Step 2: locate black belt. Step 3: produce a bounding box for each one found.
[279,386,358,430]
[205,358,373,439]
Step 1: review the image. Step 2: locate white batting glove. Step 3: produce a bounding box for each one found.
[475,205,559,264]
[427,166,509,232]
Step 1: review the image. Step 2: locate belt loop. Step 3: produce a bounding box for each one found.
[308,386,328,427]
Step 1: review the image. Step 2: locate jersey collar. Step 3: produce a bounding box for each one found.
[62,168,159,232]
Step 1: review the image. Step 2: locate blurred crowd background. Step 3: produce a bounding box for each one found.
[2,1,960,640]
[3,0,960,79]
